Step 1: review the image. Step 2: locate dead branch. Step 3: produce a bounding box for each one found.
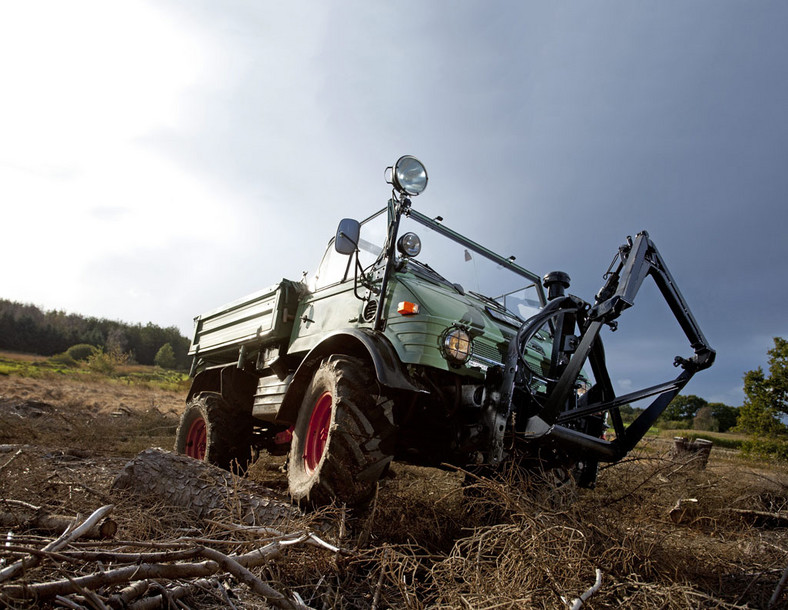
[668,498,699,524]
[198,545,307,609]
[0,534,322,608]
[371,546,390,610]
[121,578,216,610]
[563,568,603,610]
[0,448,22,472]
[0,498,40,512]
[0,509,117,539]
[0,546,204,565]
[726,508,788,527]
[1,560,220,601]
[207,521,349,555]
[0,504,114,583]
[54,594,87,609]
[107,579,151,608]
[769,563,788,610]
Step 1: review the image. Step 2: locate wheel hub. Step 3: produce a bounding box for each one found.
[185,417,207,460]
[304,392,332,474]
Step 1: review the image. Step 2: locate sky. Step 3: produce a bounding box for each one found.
[1,1,786,407]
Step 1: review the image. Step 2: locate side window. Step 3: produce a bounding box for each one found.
[357,214,387,270]
[313,242,352,290]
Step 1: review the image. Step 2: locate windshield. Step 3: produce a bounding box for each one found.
[354,206,544,322]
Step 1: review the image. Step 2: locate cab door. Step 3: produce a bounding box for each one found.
[288,241,364,353]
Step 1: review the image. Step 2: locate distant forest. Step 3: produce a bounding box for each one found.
[0,299,191,369]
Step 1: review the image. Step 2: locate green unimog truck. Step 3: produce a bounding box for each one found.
[175,155,715,505]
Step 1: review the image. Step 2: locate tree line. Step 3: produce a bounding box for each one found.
[0,299,191,370]
[656,394,739,432]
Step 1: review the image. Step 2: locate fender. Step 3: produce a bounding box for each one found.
[275,328,426,425]
[186,364,258,413]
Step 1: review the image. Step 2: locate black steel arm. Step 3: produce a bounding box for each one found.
[492,231,715,464]
[589,231,715,372]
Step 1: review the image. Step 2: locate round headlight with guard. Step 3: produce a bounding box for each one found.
[397,232,421,257]
[441,327,472,365]
[393,155,428,196]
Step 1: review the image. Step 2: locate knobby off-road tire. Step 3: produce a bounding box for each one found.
[174,393,253,472]
[288,355,396,506]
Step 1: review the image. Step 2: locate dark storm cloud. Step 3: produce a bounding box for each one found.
[387,1,788,405]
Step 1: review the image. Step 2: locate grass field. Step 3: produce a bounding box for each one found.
[0,349,190,392]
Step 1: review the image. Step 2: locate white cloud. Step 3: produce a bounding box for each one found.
[0,3,231,300]
[0,2,206,165]
[616,379,634,393]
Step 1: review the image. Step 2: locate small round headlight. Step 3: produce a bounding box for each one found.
[397,232,421,257]
[393,155,428,196]
[441,327,472,365]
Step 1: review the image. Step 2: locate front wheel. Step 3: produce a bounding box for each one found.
[287,356,396,505]
[174,393,253,472]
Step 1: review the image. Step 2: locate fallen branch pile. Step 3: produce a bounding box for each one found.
[0,449,342,608]
[0,503,345,608]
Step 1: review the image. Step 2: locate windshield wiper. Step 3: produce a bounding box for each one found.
[469,291,509,312]
[403,259,452,285]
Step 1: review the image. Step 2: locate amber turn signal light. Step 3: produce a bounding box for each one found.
[397,301,420,315]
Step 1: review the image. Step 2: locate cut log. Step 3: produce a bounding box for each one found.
[669,437,713,469]
[111,448,300,525]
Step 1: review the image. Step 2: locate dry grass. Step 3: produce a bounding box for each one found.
[338,455,786,609]
[1,367,787,608]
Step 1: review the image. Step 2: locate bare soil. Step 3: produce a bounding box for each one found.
[1,372,787,609]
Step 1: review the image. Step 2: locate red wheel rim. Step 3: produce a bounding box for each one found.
[304,391,332,474]
[185,416,207,460]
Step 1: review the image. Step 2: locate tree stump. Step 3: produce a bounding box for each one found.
[112,448,300,525]
[669,437,713,469]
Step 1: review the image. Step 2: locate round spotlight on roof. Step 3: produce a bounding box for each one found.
[392,155,428,197]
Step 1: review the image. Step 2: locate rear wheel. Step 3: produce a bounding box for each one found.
[174,393,253,472]
[288,355,396,505]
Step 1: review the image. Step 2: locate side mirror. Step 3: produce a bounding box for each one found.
[335,218,360,255]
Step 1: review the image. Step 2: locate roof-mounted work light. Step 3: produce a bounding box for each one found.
[387,155,428,197]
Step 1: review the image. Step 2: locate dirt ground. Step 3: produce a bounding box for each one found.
[1,373,787,609]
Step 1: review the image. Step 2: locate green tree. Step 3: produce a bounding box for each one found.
[708,402,738,433]
[618,404,644,424]
[66,344,95,361]
[154,343,177,369]
[737,337,788,436]
[660,394,707,422]
[86,346,129,376]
